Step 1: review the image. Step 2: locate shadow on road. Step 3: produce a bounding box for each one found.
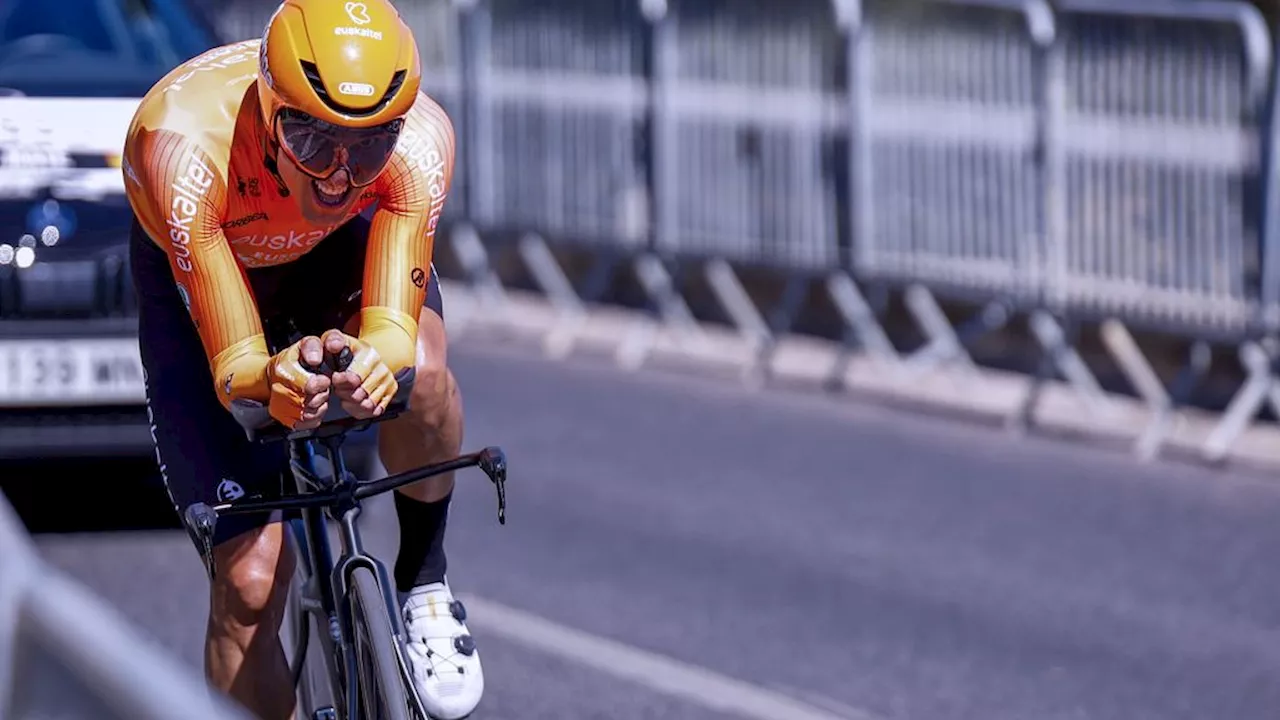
[1,458,180,534]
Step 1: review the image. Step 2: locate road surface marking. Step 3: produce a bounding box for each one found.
[460,594,883,720]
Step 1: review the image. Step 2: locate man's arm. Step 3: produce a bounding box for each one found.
[124,128,272,409]
[360,100,456,374]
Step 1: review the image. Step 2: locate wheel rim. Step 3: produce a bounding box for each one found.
[355,601,397,720]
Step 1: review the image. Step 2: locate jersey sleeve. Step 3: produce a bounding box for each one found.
[360,101,456,374]
[123,127,272,409]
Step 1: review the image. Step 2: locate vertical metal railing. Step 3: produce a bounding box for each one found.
[1043,0,1270,334]
[851,0,1054,303]
[0,492,252,719]
[466,0,650,247]
[653,0,843,272]
[194,0,1280,459]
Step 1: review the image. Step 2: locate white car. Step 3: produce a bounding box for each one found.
[0,0,221,460]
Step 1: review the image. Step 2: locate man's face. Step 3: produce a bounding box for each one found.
[270,109,402,223]
[276,145,358,225]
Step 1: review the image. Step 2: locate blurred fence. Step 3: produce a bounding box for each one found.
[205,0,1280,461]
[0,491,252,719]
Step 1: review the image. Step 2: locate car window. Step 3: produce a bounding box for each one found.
[0,0,219,96]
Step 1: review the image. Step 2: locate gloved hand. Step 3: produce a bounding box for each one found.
[265,335,333,430]
[321,329,399,420]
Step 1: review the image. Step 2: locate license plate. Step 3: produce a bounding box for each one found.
[0,338,145,407]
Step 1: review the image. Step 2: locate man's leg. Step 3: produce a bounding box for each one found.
[379,303,464,594]
[205,525,296,720]
[346,272,482,720]
[132,222,296,720]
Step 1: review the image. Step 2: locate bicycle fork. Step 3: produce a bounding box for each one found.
[297,437,428,720]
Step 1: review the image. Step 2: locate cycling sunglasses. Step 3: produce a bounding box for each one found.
[275,108,404,188]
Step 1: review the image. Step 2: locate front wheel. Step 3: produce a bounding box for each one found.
[349,567,412,720]
[281,520,338,719]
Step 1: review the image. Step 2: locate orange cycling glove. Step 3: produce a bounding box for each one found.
[322,330,400,416]
[265,339,330,429]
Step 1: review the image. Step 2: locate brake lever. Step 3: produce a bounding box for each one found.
[184,502,220,580]
[476,446,508,525]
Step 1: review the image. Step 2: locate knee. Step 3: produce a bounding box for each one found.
[408,359,461,433]
[209,527,292,630]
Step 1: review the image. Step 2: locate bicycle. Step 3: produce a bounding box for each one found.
[182,340,508,720]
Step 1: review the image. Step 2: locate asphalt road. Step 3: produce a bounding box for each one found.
[13,336,1280,720]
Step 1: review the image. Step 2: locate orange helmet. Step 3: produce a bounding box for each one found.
[256,0,421,131]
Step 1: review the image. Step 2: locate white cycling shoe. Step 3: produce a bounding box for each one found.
[400,581,484,720]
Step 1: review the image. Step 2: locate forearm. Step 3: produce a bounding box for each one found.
[359,212,428,374]
[359,305,418,375]
[210,334,272,409]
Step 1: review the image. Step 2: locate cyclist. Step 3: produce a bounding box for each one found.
[121,0,482,717]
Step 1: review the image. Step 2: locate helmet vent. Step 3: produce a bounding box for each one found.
[299,61,408,118]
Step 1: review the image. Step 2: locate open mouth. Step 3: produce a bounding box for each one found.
[312,175,352,207]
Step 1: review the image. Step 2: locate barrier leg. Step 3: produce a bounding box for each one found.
[616,254,705,371]
[704,258,772,385]
[1028,310,1112,419]
[901,285,974,373]
[824,271,898,390]
[1099,318,1174,461]
[517,232,588,360]
[754,275,812,384]
[1203,340,1280,462]
[449,223,510,333]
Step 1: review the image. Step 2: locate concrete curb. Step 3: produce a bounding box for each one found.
[439,280,1280,472]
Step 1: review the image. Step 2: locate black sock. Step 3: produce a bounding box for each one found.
[393,490,451,593]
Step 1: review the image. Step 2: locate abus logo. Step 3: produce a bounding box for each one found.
[345,1,371,24]
[338,82,375,97]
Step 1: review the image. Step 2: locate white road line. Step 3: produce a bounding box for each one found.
[459,594,884,720]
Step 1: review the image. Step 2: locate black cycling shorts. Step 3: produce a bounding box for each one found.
[130,214,442,551]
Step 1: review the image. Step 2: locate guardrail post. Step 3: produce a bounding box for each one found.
[616,0,709,371]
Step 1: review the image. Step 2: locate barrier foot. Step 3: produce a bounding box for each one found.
[824,271,898,390]
[518,232,587,360]
[1203,340,1280,462]
[1100,318,1173,461]
[1009,337,1055,435]
[754,274,810,379]
[1029,310,1112,419]
[901,284,973,373]
[705,258,771,386]
[616,254,704,371]
[449,224,510,333]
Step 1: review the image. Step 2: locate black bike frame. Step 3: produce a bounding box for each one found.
[179,319,507,719]
[184,432,507,720]
[290,433,370,720]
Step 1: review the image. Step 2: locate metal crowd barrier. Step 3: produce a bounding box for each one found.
[0,492,252,719]
[204,0,1280,461]
[649,0,848,370]
[849,0,1073,399]
[1047,0,1269,333]
[1047,0,1272,458]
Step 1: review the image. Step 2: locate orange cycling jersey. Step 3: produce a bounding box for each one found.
[121,39,454,412]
